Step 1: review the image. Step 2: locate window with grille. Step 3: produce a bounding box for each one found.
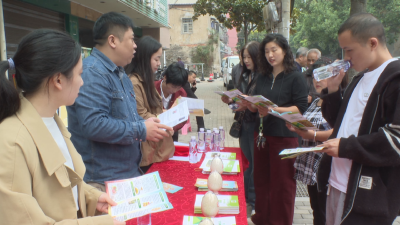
[182,18,193,33]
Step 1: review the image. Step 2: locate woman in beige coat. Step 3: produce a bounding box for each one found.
[125,36,175,172]
[0,29,121,225]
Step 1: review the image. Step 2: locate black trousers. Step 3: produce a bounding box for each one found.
[308,184,327,225]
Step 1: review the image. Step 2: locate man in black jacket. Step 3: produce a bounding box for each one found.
[318,13,400,225]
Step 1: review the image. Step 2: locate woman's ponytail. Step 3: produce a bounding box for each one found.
[0,60,20,123]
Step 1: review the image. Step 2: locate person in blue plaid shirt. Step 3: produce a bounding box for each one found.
[286,58,348,225]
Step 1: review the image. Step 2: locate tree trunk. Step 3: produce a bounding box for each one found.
[277,0,291,41]
[244,22,248,44]
[350,0,367,15]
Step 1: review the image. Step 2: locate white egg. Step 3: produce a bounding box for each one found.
[201,191,219,217]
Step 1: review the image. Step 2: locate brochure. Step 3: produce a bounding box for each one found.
[194,194,239,214]
[214,89,243,102]
[199,159,240,175]
[182,216,237,225]
[244,95,278,108]
[105,172,173,221]
[176,97,205,117]
[162,182,183,194]
[158,100,189,128]
[195,178,238,192]
[205,152,236,160]
[269,109,317,130]
[279,147,325,159]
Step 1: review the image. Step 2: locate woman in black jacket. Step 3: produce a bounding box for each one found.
[245,34,308,225]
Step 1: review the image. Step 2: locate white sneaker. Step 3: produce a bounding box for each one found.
[247,217,255,225]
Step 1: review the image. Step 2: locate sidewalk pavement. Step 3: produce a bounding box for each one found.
[178,79,400,225]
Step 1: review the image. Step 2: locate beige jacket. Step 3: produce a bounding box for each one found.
[130,73,175,166]
[0,96,114,225]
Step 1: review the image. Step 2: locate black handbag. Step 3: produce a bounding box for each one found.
[229,111,245,138]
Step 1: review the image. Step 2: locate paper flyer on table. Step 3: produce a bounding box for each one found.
[205,152,236,160]
[182,215,237,225]
[105,172,173,221]
[195,178,238,191]
[158,100,189,128]
[177,97,205,117]
[194,195,239,214]
[162,182,183,193]
[200,159,240,174]
[268,110,317,130]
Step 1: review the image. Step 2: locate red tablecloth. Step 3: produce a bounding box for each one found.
[126,147,247,225]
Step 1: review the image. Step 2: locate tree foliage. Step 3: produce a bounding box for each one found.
[191,30,219,74]
[290,0,400,59]
[192,0,270,44]
[236,30,268,54]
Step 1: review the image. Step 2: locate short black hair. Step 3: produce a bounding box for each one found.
[164,62,188,87]
[93,12,135,46]
[188,70,197,76]
[338,13,386,45]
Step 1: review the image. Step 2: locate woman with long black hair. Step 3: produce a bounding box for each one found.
[222,41,260,215]
[125,36,174,172]
[245,34,308,225]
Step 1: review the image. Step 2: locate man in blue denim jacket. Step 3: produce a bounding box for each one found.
[67,12,172,189]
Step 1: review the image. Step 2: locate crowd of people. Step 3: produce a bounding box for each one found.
[0,10,399,225]
[226,13,400,225]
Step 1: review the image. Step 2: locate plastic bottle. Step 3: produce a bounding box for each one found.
[213,130,221,152]
[313,60,351,82]
[205,130,213,152]
[189,136,198,163]
[197,128,205,153]
[219,126,225,150]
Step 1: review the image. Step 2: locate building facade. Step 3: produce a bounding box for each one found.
[167,0,228,76]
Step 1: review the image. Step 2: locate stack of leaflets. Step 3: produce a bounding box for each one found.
[105,172,173,221]
[205,152,236,160]
[269,110,318,130]
[182,216,236,225]
[199,159,241,175]
[195,178,238,192]
[279,147,325,159]
[194,194,239,214]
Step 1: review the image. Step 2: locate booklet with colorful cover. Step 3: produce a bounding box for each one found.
[182,216,237,225]
[199,159,240,174]
[279,147,325,159]
[105,172,173,221]
[194,195,239,214]
[205,152,236,160]
[268,109,318,130]
[195,178,238,192]
[242,95,278,108]
[214,89,243,102]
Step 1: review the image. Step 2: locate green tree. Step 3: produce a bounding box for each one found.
[191,30,219,75]
[368,0,400,45]
[192,0,269,44]
[236,30,268,54]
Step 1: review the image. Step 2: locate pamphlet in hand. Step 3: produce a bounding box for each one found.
[194,195,239,214]
[182,215,237,225]
[176,97,205,117]
[105,172,173,221]
[214,89,243,102]
[195,178,238,191]
[158,100,189,128]
[279,147,325,159]
[269,109,318,130]
[244,95,278,108]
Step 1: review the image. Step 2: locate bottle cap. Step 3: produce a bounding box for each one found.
[191,136,196,140]
[200,128,205,132]
[207,130,211,133]
[215,130,219,134]
[219,126,223,129]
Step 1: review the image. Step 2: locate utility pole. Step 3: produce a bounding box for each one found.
[277,0,291,41]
